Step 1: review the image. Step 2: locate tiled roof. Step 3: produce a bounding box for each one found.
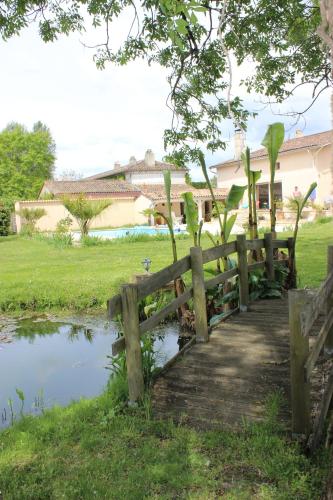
[139,184,228,201]
[212,130,332,169]
[85,160,187,180]
[41,180,141,196]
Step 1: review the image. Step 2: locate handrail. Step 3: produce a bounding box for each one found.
[108,233,295,405]
[300,269,333,337]
[289,245,333,450]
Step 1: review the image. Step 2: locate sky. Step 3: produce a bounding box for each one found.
[0,23,331,181]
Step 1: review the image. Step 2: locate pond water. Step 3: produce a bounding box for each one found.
[0,316,184,428]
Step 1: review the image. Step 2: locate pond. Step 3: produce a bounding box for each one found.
[0,316,185,428]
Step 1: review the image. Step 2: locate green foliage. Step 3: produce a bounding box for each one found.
[0,122,55,205]
[56,216,72,235]
[63,195,111,237]
[18,207,46,236]
[181,191,200,246]
[0,204,10,236]
[261,123,285,232]
[317,216,333,224]
[0,3,327,163]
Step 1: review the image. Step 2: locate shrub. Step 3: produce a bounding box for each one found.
[56,216,72,235]
[316,215,333,224]
[0,205,10,236]
[18,207,46,236]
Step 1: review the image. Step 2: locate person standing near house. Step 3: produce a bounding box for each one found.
[292,186,302,198]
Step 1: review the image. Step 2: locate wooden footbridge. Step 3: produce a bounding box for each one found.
[108,234,333,451]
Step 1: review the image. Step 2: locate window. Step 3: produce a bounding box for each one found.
[276,162,280,170]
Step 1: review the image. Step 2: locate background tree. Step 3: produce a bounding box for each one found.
[62,195,111,237]
[0,122,56,207]
[0,204,10,236]
[0,1,329,166]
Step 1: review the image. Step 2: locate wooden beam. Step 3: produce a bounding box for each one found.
[191,246,209,342]
[325,245,333,354]
[237,234,249,312]
[201,241,237,264]
[309,367,333,452]
[300,270,333,337]
[139,288,193,335]
[107,294,122,319]
[264,232,274,281]
[121,284,144,405]
[272,239,289,248]
[248,261,265,272]
[304,307,333,381]
[246,239,264,251]
[289,289,311,437]
[137,256,191,299]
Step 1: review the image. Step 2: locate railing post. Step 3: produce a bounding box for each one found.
[237,234,249,312]
[264,232,274,281]
[325,245,333,355]
[190,246,209,342]
[289,289,311,437]
[121,284,144,405]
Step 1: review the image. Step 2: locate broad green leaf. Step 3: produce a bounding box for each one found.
[181,192,199,242]
[250,170,261,184]
[300,182,317,212]
[163,170,173,227]
[261,122,285,177]
[241,147,250,176]
[225,184,247,211]
[224,214,237,242]
[175,18,188,35]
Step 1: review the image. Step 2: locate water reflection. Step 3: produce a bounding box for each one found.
[0,316,185,428]
[15,319,95,344]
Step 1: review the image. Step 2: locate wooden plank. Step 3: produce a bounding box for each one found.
[137,255,191,299]
[191,246,209,342]
[112,335,125,356]
[246,239,264,250]
[325,246,333,353]
[204,268,238,290]
[237,234,249,312]
[304,308,333,381]
[248,261,265,272]
[121,284,144,404]
[139,288,193,335]
[272,239,289,248]
[289,289,311,436]
[264,232,274,280]
[309,367,333,452]
[272,258,288,266]
[201,241,237,264]
[300,269,333,337]
[107,294,122,319]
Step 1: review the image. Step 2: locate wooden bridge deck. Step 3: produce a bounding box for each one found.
[152,299,292,429]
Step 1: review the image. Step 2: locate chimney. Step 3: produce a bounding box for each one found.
[114,161,121,170]
[234,129,245,160]
[295,129,304,138]
[129,156,136,165]
[144,149,155,167]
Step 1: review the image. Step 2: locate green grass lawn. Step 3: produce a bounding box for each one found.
[1,222,332,498]
[0,392,330,499]
[0,221,332,313]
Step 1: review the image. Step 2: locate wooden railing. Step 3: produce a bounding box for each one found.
[289,245,333,450]
[107,233,292,405]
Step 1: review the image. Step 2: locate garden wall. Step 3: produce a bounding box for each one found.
[15,195,151,233]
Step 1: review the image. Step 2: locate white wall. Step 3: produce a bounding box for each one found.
[216,145,332,204]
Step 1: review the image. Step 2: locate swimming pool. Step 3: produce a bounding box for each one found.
[81,225,186,239]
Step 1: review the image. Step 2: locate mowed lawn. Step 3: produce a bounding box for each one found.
[0,221,332,312]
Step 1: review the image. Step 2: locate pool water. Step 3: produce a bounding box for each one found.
[0,317,185,427]
[82,226,185,239]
